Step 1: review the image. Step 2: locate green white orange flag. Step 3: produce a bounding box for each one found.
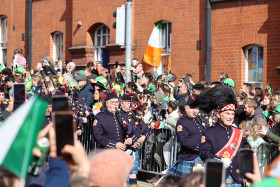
[0,97,48,179]
[143,23,164,67]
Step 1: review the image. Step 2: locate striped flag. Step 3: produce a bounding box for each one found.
[0,97,48,179]
[143,23,164,67]
[266,155,280,178]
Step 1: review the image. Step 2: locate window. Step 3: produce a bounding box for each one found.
[156,21,171,72]
[0,16,7,64]
[244,45,263,86]
[52,32,63,62]
[94,25,110,65]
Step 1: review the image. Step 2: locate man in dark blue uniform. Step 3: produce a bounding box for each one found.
[93,93,131,150]
[118,94,141,186]
[199,85,244,187]
[167,97,206,177]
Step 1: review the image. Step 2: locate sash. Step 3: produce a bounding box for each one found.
[215,127,243,161]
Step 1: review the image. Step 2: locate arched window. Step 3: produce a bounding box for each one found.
[52,32,63,62]
[94,25,110,64]
[244,45,263,87]
[0,16,7,63]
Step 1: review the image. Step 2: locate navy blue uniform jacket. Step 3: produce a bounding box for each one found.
[73,81,94,107]
[199,123,244,183]
[176,115,206,161]
[93,109,124,148]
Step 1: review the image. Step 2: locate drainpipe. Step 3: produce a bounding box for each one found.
[125,0,132,84]
[27,0,32,67]
[205,0,212,83]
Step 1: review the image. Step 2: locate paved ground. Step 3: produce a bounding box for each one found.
[138,181,154,187]
[137,171,162,187]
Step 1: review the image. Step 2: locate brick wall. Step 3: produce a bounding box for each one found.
[0,0,26,65]
[1,0,279,90]
[211,0,280,90]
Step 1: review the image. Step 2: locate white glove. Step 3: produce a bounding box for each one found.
[221,158,232,168]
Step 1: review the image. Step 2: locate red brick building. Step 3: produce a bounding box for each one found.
[0,0,280,89]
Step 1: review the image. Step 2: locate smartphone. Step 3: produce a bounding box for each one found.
[13,83,26,111]
[238,148,254,180]
[204,159,225,187]
[52,95,69,112]
[53,111,74,157]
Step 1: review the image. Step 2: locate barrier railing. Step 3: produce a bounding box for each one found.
[257,142,280,177]
[78,117,279,177]
[138,128,178,174]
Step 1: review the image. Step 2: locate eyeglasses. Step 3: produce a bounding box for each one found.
[69,86,77,89]
[109,100,119,104]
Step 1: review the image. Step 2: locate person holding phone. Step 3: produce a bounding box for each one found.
[199,85,244,187]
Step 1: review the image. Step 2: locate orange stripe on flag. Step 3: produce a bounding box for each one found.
[143,44,161,67]
[265,155,280,176]
[168,55,171,70]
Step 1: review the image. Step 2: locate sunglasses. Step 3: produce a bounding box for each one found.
[69,86,77,89]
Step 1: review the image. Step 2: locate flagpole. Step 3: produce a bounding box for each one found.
[125,0,132,84]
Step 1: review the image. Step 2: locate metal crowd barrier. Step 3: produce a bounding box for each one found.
[78,117,94,154]
[138,128,178,175]
[257,142,280,177]
[78,117,279,177]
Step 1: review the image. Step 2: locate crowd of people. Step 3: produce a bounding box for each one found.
[0,49,280,187]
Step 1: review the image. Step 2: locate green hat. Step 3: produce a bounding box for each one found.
[94,76,108,90]
[15,65,24,75]
[149,85,156,93]
[272,104,280,114]
[224,78,235,88]
[78,70,84,75]
[68,79,77,85]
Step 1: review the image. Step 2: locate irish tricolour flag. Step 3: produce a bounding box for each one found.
[143,23,164,67]
[0,97,48,179]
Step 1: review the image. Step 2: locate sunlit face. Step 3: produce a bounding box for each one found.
[45,105,52,116]
[217,110,235,127]
[106,99,119,112]
[152,95,157,105]
[192,89,201,96]
[139,75,148,85]
[32,79,38,86]
[240,85,247,94]
[236,97,244,106]
[93,90,99,101]
[185,106,199,119]
[57,71,62,77]
[78,80,86,88]
[69,83,77,93]
[244,104,253,116]
[135,64,143,73]
[121,101,131,112]
[0,92,4,102]
[261,96,270,106]
[273,95,279,105]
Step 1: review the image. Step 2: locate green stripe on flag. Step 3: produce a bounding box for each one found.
[156,23,163,30]
[2,97,48,178]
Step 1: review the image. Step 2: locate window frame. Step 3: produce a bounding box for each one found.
[160,21,171,56]
[244,45,264,87]
[94,25,110,63]
[0,16,7,63]
[52,32,63,62]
